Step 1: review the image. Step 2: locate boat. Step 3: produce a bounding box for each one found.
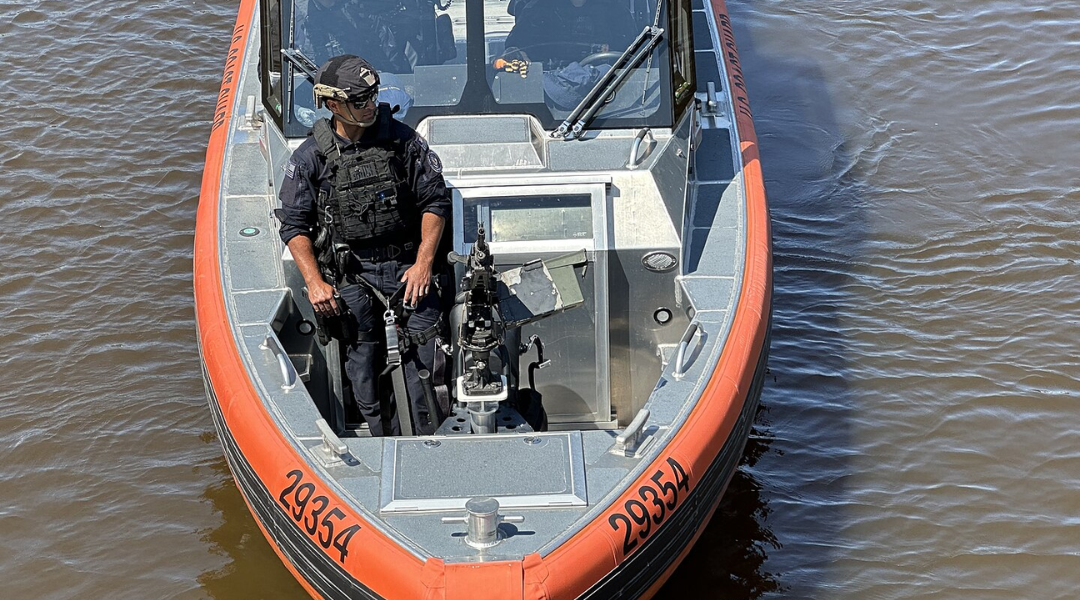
[194,0,771,597]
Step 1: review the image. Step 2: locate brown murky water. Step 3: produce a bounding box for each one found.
[1,0,1077,598]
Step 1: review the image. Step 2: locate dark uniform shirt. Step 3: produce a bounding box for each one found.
[505,0,637,66]
[299,1,408,71]
[277,105,452,248]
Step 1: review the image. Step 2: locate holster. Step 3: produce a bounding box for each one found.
[310,232,359,346]
[314,305,357,346]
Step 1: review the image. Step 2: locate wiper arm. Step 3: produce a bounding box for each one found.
[554,25,665,139]
[281,47,319,83]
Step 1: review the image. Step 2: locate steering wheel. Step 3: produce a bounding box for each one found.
[578,51,623,67]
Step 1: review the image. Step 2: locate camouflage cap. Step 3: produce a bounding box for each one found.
[312,55,380,107]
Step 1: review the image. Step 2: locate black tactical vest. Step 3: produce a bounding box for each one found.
[563,8,596,44]
[312,115,415,246]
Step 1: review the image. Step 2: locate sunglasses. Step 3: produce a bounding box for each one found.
[343,90,378,109]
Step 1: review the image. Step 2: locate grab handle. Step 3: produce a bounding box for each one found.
[614,408,651,457]
[260,334,298,390]
[672,321,701,379]
[626,128,653,169]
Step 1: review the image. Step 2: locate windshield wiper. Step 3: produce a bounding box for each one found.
[281,47,319,83]
[554,25,665,139]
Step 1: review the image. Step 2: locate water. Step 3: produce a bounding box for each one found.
[1,0,1077,598]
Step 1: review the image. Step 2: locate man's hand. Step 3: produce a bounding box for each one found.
[287,235,340,316]
[400,261,432,307]
[308,279,341,316]
[403,212,445,307]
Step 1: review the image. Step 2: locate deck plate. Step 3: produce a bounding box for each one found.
[380,432,587,513]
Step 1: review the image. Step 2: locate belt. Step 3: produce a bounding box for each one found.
[350,242,415,263]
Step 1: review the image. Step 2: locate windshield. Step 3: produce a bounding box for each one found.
[278,0,674,135]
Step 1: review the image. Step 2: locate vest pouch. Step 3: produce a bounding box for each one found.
[330,149,411,243]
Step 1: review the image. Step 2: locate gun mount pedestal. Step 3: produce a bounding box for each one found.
[457,373,507,434]
[441,225,586,436]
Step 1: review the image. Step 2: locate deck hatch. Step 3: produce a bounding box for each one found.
[379,433,587,513]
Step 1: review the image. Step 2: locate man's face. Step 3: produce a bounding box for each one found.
[329,91,377,127]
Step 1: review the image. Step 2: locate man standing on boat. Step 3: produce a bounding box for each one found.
[276,54,450,436]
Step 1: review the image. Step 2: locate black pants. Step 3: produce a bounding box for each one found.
[337,258,443,436]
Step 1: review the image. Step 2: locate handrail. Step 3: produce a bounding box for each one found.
[260,334,298,390]
[626,128,654,169]
[672,321,701,379]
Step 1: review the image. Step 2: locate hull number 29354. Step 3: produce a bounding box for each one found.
[608,457,691,556]
[278,469,361,563]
